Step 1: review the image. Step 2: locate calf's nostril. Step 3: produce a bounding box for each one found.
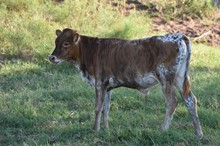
[49,55,55,61]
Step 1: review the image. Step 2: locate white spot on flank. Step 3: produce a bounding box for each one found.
[157,64,169,81]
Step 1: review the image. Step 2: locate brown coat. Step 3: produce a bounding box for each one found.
[49,28,203,138]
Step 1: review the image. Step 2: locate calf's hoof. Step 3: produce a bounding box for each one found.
[196,131,203,139]
[93,125,100,131]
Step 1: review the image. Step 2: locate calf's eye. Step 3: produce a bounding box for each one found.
[63,42,70,47]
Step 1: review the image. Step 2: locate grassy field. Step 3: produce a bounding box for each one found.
[0,0,220,145]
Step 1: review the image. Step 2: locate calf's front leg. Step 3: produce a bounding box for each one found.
[93,81,106,131]
[103,91,112,129]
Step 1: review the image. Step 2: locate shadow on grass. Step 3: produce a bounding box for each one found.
[0,56,220,145]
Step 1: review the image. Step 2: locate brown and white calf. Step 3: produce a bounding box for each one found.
[49,28,203,138]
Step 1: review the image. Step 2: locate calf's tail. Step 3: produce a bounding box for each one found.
[182,35,191,97]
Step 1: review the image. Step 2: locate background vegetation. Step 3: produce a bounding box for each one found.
[0,0,219,145]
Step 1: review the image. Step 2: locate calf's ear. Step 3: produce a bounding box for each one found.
[56,29,62,36]
[73,33,80,45]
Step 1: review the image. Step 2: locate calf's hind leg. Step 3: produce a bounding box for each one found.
[161,82,179,131]
[176,76,203,138]
[184,91,203,138]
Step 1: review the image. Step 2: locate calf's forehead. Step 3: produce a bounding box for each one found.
[56,30,74,44]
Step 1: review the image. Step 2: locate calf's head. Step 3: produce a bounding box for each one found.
[49,28,80,64]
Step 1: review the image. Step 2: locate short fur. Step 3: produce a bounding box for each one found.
[49,28,203,138]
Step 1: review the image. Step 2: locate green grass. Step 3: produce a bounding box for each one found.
[0,0,220,145]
